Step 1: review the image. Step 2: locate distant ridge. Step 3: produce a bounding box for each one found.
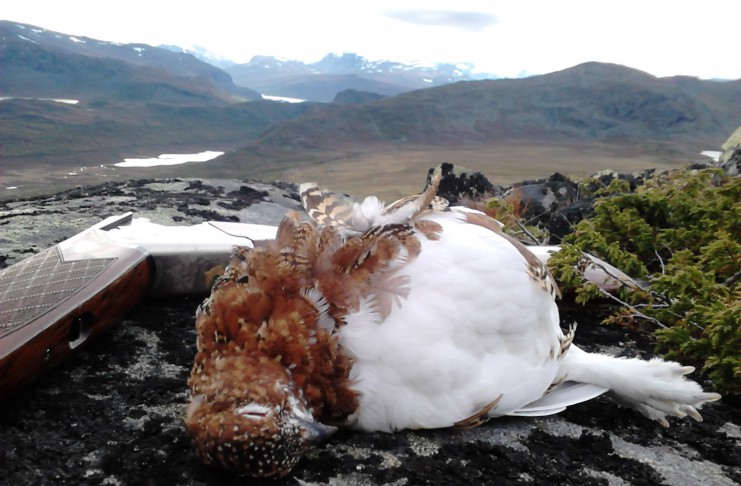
[211,61,741,162]
[0,20,261,103]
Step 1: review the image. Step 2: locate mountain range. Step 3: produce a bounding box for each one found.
[2,20,740,200]
[186,62,741,192]
[254,62,741,147]
[0,20,501,166]
[219,53,496,102]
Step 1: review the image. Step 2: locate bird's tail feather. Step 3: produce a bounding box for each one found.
[557,345,721,426]
[508,381,608,417]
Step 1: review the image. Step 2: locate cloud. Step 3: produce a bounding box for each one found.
[384,10,498,31]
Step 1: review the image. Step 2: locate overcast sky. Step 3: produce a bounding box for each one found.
[3,0,739,79]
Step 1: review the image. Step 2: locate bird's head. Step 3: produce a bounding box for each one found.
[185,351,337,478]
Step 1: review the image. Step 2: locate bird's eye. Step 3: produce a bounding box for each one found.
[235,403,272,419]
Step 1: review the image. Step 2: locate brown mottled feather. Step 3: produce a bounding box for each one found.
[383,166,446,216]
[414,219,444,241]
[188,215,430,433]
[300,165,448,232]
[187,351,306,475]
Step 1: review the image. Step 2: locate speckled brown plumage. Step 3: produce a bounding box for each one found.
[186,351,310,476]
[186,209,429,477]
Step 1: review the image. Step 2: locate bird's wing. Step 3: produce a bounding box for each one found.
[299,166,448,234]
[299,182,372,233]
[525,245,645,292]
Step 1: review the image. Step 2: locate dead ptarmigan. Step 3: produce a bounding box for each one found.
[184,167,720,478]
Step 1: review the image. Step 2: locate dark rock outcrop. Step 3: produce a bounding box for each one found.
[0,176,738,485]
[503,173,583,243]
[427,162,501,204]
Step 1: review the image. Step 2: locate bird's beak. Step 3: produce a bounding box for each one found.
[301,419,338,444]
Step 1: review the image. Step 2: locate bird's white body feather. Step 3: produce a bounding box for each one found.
[340,210,564,431]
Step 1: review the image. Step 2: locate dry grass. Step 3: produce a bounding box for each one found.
[265,139,703,201]
[1,139,710,202]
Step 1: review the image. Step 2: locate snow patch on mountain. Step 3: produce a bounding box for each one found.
[159,44,237,69]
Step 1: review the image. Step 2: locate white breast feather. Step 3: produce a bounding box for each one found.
[350,196,385,231]
[339,210,564,432]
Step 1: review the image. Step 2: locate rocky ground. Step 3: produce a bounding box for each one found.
[0,175,739,485]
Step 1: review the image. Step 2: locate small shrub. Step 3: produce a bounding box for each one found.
[485,198,549,244]
[548,168,740,394]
